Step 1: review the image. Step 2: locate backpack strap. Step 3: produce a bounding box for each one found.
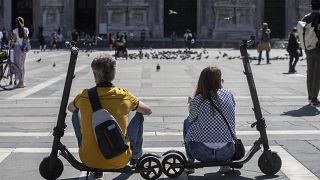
[87,87,102,112]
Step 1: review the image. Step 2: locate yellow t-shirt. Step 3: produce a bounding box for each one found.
[74,87,139,169]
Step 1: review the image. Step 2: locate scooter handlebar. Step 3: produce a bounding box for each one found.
[65,41,78,54]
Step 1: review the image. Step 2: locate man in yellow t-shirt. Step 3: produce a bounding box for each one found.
[67,54,152,179]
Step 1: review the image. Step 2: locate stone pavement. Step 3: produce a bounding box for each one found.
[0,48,319,180]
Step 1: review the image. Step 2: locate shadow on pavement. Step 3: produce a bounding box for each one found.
[281,105,320,117]
[60,172,133,180]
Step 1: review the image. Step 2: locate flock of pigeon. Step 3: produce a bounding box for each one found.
[125,49,210,60]
[33,49,294,68]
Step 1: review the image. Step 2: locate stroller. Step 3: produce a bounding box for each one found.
[115,38,128,60]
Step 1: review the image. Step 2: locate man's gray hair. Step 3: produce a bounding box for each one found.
[91,54,116,83]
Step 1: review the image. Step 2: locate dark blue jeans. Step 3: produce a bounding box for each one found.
[183,118,235,162]
[71,111,144,160]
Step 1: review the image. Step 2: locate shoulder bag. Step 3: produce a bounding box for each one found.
[208,98,245,161]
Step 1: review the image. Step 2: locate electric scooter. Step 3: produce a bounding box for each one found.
[39,42,163,180]
[161,40,282,178]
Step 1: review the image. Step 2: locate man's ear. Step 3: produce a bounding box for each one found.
[93,72,97,83]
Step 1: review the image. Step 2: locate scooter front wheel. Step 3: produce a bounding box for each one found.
[258,151,282,175]
[39,156,64,180]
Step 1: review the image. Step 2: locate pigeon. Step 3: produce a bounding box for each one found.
[204,55,209,59]
[222,53,228,58]
[53,62,56,67]
[215,56,219,59]
[224,16,234,21]
[36,58,42,62]
[87,53,90,57]
[156,64,160,71]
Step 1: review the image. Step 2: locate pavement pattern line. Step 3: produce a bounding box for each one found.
[1,130,320,137]
[7,65,88,100]
[272,146,319,180]
[1,95,309,100]
[0,146,318,180]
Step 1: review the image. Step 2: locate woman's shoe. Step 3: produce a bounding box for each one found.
[90,171,103,179]
[17,83,26,88]
[184,168,195,175]
[218,166,232,174]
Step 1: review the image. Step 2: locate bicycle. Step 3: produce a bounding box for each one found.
[0,45,22,90]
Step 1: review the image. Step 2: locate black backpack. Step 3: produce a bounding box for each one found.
[88,87,128,159]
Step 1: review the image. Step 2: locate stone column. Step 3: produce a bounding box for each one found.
[3,0,12,31]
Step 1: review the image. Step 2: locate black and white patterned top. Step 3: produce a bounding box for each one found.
[185,88,236,143]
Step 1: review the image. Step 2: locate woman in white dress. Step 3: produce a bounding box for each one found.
[10,17,29,88]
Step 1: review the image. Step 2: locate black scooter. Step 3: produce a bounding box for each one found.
[39,42,162,180]
[161,40,282,178]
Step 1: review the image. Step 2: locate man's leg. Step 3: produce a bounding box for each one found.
[127,112,144,161]
[311,57,320,100]
[306,51,315,101]
[266,50,270,64]
[292,55,299,72]
[258,51,262,64]
[289,55,294,72]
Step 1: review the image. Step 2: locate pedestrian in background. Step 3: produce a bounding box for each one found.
[140,29,146,48]
[108,32,113,50]
[38,33,46,52]
[257,23,271,64]
[57,29,64,50]
[300,0,320,107]
[184,29,193,50]
[286,27,300,73]
[171,31,176,48]
[0,30,3,49]
[50,30,57,50]
[11,17,30,88]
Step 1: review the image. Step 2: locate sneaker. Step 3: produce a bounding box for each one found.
[267,62,271,64]
[90,171,103,179]
[17,82,26,88]
[130,158,138,166]
[218,166,232,174]
[184,168,195,174]
[310,99,320,107]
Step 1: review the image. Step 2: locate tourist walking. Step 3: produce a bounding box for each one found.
[257,23,271,64]
[11,17,30,88]
[108,32,113,50]
[286,27,300,73]
[298,0,320,107]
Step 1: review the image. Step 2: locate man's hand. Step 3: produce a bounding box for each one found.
[68,100,78,112]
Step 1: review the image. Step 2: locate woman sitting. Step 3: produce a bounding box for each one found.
[183,66,236,174]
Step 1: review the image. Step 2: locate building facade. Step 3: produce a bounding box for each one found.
[0,0,313,41]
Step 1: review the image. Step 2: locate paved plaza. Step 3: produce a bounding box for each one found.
[0,48,319,180]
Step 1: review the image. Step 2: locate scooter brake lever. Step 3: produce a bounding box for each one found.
[251,122,257,128]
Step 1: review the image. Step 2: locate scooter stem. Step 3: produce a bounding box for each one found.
[240,41,270,151]
[50,46,79,157]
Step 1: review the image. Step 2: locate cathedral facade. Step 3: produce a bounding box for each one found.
[0,0,312,40]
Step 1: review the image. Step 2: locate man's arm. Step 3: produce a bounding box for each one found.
[136,101,152,115]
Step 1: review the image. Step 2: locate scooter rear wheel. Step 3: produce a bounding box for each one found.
[39,156,64,180]
[258,151,282,175]
[137,156,162,180]
[162,154,185,178]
